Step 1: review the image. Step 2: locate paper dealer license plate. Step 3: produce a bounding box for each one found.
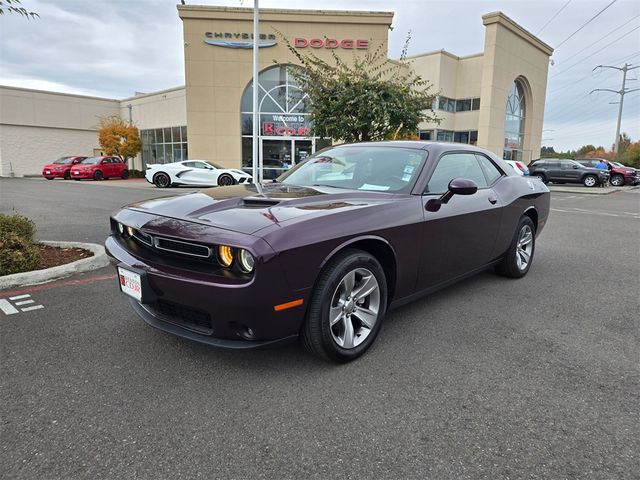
[118,267,142,301]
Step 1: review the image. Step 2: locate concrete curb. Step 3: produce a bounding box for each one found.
[0,241,110,290]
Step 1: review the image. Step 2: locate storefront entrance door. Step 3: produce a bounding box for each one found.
[259,138,315,180]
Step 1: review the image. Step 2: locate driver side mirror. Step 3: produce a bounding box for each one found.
[426,178,478,212]
[573,164,579,169]
[101,160,108,164]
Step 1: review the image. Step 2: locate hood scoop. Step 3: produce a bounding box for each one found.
[241,197,282,208]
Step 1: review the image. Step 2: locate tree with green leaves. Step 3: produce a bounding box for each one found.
[283,34,439,143]
[98,116,142,165]
[0,0,38,18]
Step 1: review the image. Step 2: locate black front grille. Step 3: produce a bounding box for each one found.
[153,237,211,258]
[152,299,213,334]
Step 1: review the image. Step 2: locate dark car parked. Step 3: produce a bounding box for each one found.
[528,158,609,187]
[574,158,640,186]
[106,141,550,362]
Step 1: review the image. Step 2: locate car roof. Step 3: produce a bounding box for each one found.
[334,140,498,157]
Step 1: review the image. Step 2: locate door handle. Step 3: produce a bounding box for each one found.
[488,196,498,205]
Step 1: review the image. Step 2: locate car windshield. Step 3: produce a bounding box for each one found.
[205,161,224,169]
[611,162,623,167]
[279,146,427,192]
[80,157,102,165]
[53,157,74,165]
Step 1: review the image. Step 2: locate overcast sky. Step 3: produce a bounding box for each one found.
[1,0,639,151]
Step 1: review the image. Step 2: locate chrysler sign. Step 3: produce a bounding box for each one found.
[204,32,277,49]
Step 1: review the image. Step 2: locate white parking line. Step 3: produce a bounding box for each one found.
[15,299,35,306]
[9,294,31,300]
[21,305,44,312]
[0,299,19,315]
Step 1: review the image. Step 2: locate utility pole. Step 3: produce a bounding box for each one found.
[590,63,640,154]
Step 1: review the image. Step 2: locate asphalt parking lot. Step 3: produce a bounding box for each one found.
[1,178,639,479]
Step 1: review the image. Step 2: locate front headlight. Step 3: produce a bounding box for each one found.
[238,249,255,273]
[218,245,234,267]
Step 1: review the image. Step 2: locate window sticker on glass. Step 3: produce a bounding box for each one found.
[360,183,390,191]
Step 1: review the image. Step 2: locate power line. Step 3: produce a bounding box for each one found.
[563,15,639,64]
[554,0,618,50]
[536,0,572,34]
[550,25,639,78]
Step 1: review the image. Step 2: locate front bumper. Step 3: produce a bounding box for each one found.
[105,235,307,349]
[42,169,66,178]
[71,170,94,178]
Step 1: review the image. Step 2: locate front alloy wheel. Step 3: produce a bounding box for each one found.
[302,249,387,362]
[153,172,171,188]
[583,175,597,187]
[329,268,381,349]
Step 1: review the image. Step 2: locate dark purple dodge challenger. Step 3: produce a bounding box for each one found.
[106,142,550,362]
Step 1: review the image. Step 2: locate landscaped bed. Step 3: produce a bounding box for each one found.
[0,213,93,276]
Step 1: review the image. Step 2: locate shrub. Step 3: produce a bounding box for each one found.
[0,213,41,276]
[129,169,146,178]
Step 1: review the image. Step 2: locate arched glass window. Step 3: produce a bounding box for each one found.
[503,80,526,161]
[240,65,330,178]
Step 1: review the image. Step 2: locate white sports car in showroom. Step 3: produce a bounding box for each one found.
[145,160,253,188]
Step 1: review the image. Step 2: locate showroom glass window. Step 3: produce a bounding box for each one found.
[503,80,526,161]
[140,126,187,167]
[240,64,330,179]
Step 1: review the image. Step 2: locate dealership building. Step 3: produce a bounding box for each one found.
[0,5,552,178]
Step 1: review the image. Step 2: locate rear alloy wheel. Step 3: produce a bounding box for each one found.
[496,216,535,279]
[533,173,547,184]
[583,175,597,187]
[610,174,624,187]
[121,170,129,180]
[217,174,235,186]
[302,249,387,362]
[63,170,71,180]
[153,172,171,188]
[93,170,103,181]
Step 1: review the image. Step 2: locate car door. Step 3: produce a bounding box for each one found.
[417,151,503,291]
[178,161,217,185]
[99,158,112,178]
[560,160,581,182]
[111,157,124,177]
[542,159,561,181]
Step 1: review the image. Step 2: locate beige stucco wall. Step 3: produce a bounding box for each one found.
[478,12,553,162]
[120,87,187,170]
[179,5,393,168]
[0,86,119,176]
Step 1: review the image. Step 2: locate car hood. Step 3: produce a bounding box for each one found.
[126,183,397,235]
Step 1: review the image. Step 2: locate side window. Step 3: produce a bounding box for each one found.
[182,161,196,167]
[193,162,208,169]
[560,161,573,170]
[475,154,503,185]
[547,160,560,169]
[426,153,488,194]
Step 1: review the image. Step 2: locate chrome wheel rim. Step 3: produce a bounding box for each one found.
[516,224,533,271]
[219,175,232,186]
[611,176,623,186]
[585,176,596,187]
[329,268,380,349]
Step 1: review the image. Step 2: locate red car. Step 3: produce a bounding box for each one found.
[70,156,129,181]
[575,158,640,186]
[42,156,87,180]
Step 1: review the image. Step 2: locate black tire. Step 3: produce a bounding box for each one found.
[45,177,54,180]
[217,173,235,186]
[583,174,597,187]
[121,170,129,180]
[533,173,547,184]
[63,170,71,180]
[496,216,536,279]
[610,174,624,187]
[302,249,387,362]
[93,170,103,181]
[153,172,171,188]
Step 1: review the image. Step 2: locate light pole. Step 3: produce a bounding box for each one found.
[252,0,261,187]
[590,63,640,154]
